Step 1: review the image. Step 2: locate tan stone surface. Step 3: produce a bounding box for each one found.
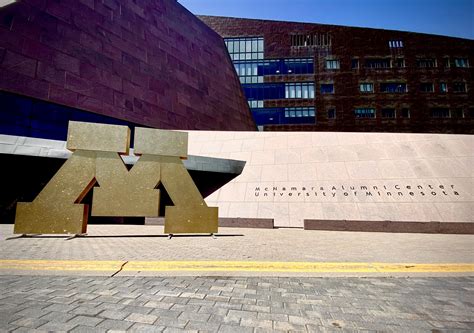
[186,131,474,228]
[3,131,472,229]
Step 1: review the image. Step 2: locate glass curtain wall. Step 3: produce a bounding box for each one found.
[225,37,317,127]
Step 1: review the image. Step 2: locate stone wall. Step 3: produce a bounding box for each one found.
[0,1,255,131]
[1,131,472,228]
[188,131,474,227]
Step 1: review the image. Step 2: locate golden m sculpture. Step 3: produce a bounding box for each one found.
[14,121,218,235]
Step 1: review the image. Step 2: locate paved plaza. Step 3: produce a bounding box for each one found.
[0,275,473,332]
[0,224,473,332]
[0,225,473,267]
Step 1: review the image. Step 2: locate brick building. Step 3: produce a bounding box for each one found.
[199,16,474,133]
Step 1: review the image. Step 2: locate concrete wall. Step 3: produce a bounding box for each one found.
[188,131,474,227]
[0,1,255,131]
[1,131,472,228]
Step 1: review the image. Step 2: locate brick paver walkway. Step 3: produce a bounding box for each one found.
[1,225,473,264]
[0,275,473,332]
[1,224,473,331]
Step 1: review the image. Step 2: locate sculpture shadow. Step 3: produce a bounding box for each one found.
[5,234,244,240]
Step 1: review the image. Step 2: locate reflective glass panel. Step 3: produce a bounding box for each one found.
[296,85,302,98]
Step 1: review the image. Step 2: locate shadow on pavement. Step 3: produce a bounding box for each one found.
[5,234,244,240]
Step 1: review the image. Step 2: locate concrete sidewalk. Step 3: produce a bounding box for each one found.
[0,224,473,277]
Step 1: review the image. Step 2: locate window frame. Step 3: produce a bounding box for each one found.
[420,82,435,93]
[389,40,404,48]
[284,107,316,119]
[430,108,451,118]
[365,58,392,69]
[454,58,469,68]
[327,108,336,119]
[400,108,410,119]
[380,82,407,93]
[224,37,264,62]
[381,108,396,119]
[359,82,374,93]
[284,82,316,99]
[351,58,359,69]
[440,82,448,93]
[453,82,467,93]
[320,83,335,94]
[325,59,340,70]
[354,108,376,119]
[416,58,437,68]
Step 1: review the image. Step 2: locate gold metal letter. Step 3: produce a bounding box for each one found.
[14,121,218,235]
[14,150,96,234]
[133,127,218,233]
[159,156,218,234]
[91,153,161,217]
[14,122,131,234]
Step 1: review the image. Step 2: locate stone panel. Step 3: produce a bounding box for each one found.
[0,1,255,131]
[187,131,474,228]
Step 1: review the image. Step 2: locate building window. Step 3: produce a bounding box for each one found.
[320,83,334,94]
[443,57,450,68]
[454,58,469,68]
[291,33,332,47]
[452,108,464,118]
[263,58,314,75]
[243,83,286,101]
[365,58,391,69]
[225,37,264,61]
[453,82,467,93]
[248,100,264,108]
[0,91,139,141]
[250,108,282,126]
[325,59,340,70]
[285,58,314,74]
[420,83,434,92]
[440,82,448,93]
[360,83,374,93]
[237,59,314,81]
[234,62,264,84]
[401,108,410,118]
[380,83,407,93]
[327,108,336,119]
[381,108,396,118]
[389,40,403,48]
[284,107,316,118]
[354,108,376,118]
[416,58,437,68]
[251,107,316,126]
[284,83,315,99]
[431,108,450,118]
[351,59,359,69]
[395,58,405,68]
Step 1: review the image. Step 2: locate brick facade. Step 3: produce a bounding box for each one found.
[199,16,474,134]
[0,1,255,131]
